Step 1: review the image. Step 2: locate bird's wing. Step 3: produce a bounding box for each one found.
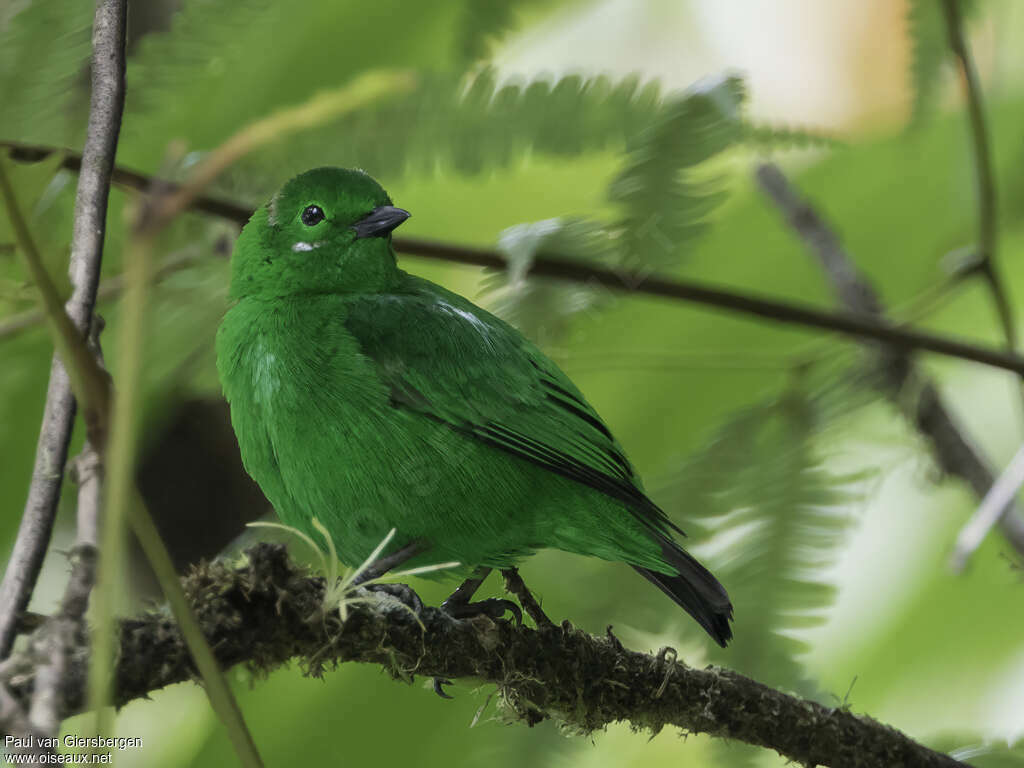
[342,277,682,538]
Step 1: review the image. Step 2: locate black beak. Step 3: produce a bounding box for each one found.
[351,205,410,239]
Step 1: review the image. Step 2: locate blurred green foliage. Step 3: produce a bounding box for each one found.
[2,0,1024,766]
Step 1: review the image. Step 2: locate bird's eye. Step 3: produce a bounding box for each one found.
[301,205,325,226]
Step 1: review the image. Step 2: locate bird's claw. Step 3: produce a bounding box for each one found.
[362,582,424,614]
[432,678,454,699]
[441,597,522,627]
[431,597,522,700]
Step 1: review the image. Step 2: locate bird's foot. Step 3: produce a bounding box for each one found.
[432,678,455,699]
[429,569,522,700]
[361,582,424,615]
[441,597,523,626]
[431,596,522,700]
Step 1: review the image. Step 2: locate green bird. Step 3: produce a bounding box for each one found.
[216,167,733,651]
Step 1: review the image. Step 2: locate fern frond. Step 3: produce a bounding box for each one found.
[223,69,665,199]
[471,75,750,339]
[609,75,745,269]
[660,384,867,696]
[744,121,843,151]
[456,0,551,64]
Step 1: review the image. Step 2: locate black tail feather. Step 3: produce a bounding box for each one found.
[633,539,733,647]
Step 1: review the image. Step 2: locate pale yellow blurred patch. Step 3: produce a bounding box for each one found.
[495,0,1006,133]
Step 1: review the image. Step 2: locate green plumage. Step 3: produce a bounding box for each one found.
[215,168,733,645]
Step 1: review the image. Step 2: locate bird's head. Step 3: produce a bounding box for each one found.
[229,167,409,298]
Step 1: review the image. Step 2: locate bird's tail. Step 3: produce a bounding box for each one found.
[633,537,733,647]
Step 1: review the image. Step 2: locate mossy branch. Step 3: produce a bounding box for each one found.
[5,544,968,768]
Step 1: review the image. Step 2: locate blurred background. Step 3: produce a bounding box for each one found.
[3,0,1024,765]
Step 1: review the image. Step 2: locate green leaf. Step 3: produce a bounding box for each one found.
[477,75,752,341]
[456,0,549,64]
[660,383,867,696]
[744,121,844,151]
[609,75,746,269]
[224,69,666,198]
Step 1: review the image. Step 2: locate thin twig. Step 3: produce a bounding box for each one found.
[951,443,1024,570]
[756,162,1024,560]
[6,142,1024,376]
[4,544,969,768]
[0,0,126,661]
[0,684,54,760]
[0,249,200,342]
[128,489,264,765]
[940,0,1015,358]
[939,0,1024,564]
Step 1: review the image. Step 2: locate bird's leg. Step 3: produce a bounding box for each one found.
[440,567,522,625]
[501,568,554,628]
[351,541,424,586]
[351,541,425,614]
[361,582,424,614]
[433,567,522,700]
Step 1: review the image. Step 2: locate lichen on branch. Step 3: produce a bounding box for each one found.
[5,544,966,768]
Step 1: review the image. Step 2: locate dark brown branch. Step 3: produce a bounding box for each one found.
[4,142,1024,377]
[755,162,1024,560]
[0,0,126,661]
[3,544,968,768]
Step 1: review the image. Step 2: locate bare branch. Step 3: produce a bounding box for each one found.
[756,162,1024,560]
[4,544,970,768]
[0,684,54,761]
[0,0,126,661]
[28,325,103,738]
[27,438,101,739]
[6,142,1024,376]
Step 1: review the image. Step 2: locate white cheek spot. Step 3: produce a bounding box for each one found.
[292,241,321,252]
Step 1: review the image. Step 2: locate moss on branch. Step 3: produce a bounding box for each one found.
[6,544,966,768]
